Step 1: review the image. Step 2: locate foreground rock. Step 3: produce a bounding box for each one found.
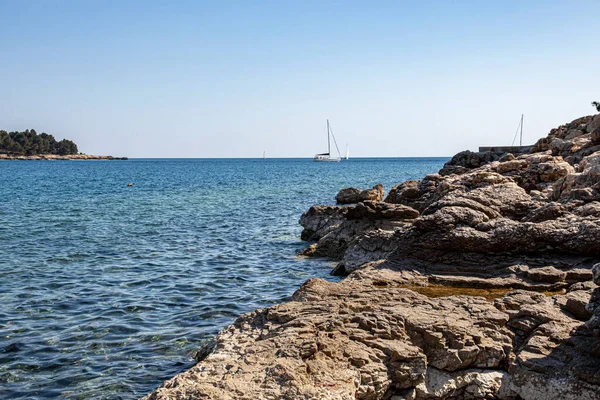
[336,184,385,204]
[144,113,600,400]
[299,200,419,272]
[145,277,600,400]
[587,263,600,338]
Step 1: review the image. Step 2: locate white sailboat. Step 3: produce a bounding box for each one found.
[314,119,341,162]
[345,144,349,160]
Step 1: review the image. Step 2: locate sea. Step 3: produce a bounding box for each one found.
[0,157,447,399]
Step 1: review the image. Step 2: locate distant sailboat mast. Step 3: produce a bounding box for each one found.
[520,114,524,147]
[313,119,342,162]
[345,144,349,160]
[263,150,266,159]
[511,114,524,147]
[327,120,331,156]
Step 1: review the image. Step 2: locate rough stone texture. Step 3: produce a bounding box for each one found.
[300,218,405,260]
[145,279,600,400]
[299,205,347,241]
[144,279,517,400]
[336,184,385,204]
[384,175,444,212]
[332,229,398,275]
[591,127,600,144]
[587,114,600,134]
[303,116,600,278]
[438,150,504,176]
[586,263,600,337]
[299,201,416,264]
[346,201,419,221]
[145,114,600,400]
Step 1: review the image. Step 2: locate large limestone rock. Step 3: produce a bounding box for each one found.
[299,205,347,241]
[586,263,600,337]
[145,113,600,400]
[144,279,518,400]
[145,278,600,400]
[304,115,600,283]
[336,184,385,204]
[299,201,417,266]
[346,201,419,221]
[438,150,504,176]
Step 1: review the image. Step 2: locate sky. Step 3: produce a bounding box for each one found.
[1,0,599,158]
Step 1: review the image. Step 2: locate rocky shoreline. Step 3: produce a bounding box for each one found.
[0,153,128,160]
[144,113,600,400]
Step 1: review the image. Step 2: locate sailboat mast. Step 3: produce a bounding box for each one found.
[520,114,524,147]
[327,119,331,155]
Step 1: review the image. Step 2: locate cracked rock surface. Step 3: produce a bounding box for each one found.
[144,114,600,399]
[144,279,599,400]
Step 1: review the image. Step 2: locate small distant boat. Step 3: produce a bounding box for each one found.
[263,150,266,160]
[345,143,349,160]
[478,114,527,152]
[314,119,341,162]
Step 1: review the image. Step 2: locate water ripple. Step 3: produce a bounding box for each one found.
[0,157,446,399]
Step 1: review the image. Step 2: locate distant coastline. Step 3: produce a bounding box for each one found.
[0,153,128,160]
[0,129,127,160]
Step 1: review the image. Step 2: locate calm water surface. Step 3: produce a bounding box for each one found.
[0,158,446,399]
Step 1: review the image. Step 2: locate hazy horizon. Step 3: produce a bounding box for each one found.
[116,155,453,159]
[2,1,599,158]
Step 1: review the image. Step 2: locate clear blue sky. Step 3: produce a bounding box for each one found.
[1,1,599,157]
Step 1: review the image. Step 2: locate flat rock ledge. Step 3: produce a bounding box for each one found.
[144,277,600,400]
[143,114,600,400]
[0,153,127,160]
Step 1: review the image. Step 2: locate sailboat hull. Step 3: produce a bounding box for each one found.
[313,156,341,162]
[314,120,342,161]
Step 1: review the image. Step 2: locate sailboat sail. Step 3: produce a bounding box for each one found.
[314,120,342,162]
[511,115,524,146]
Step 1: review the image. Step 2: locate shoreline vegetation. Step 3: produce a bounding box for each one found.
[0,129,127,160]
[0,153,128,160]
[144,112,600,400]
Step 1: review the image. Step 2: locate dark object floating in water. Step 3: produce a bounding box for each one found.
[127,183,133,187]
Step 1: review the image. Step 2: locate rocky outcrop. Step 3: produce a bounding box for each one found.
[438,150,504,176]
[346,201,419,220]
[336,184,385,204]
[144,113,600,400]
[299,201,418,265]
[306,116,600,280]
[586,263,600,337]
[299,206,347,241]
[145,278,600,400]
[332,229,398,275]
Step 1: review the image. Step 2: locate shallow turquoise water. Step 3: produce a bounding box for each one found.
[0,157,446,399]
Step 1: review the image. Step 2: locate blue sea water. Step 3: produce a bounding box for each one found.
[0,157,447,399]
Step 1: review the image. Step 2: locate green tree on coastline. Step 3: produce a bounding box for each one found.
[0,129,78,155]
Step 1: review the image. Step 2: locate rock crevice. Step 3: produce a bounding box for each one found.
[144,113,600,400]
